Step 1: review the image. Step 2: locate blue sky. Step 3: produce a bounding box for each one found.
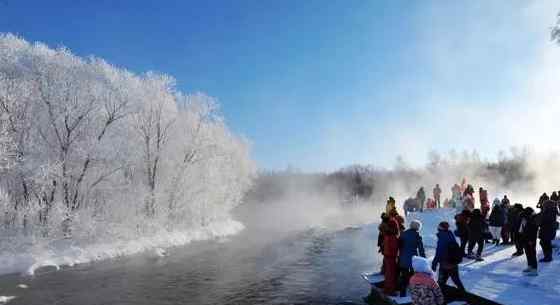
[1,0,560,171]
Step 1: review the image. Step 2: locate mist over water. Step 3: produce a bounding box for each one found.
[1,3,560,304]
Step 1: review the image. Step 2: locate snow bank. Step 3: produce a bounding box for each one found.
[0,219,244,276]
[405,208,457,248]
[409,209,560,305]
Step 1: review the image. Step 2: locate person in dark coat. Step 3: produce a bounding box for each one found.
[501,195,510,207]
[537,193,549,209]
[398,220,426,297]
[488,203,506,245]
[519,207,538,276]
[538,200,559,262]
[479,187,490,218]
[510,203,525,256]
[432,221,466,300]
[467,209,485,261]
[500,197,512,244]
[454,209,471,256]
[550,191,559,202]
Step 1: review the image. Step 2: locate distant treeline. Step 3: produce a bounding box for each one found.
[245,149,541,205]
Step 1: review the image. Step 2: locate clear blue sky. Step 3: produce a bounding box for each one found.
[1,0,560,171]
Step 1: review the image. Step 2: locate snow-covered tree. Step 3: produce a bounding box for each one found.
[0,33,256,253]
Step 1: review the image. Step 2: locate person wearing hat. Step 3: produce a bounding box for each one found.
[409,256,445,305]
[386,196,397,215]
[432,221,466,298]
[398,220,426,297]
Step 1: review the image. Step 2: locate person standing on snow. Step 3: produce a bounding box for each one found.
[398,220,426,297]
[379,214,400,296]
[377,213,390,274]
[510,203,525,257]
[460,178,467,195]
[537,200,558,263]
[467,209,485,261]
[479,187,490,218]
[432,222,466,300]
[454,209,471,257]
[499,196,511,243]
[519,207,538,276]
[488,200,506,245]
[462,185,475,211]
[417,187,426,212]
[501,195,510,207]
[433,184,442,209]
[537,193,549,209]
[410,256,445,305]
[549,191,559,202]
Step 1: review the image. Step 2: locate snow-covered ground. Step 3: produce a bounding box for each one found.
[408,209,560,305]
[0,219,244,276]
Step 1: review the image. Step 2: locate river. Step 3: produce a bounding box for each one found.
[0,217,382,305]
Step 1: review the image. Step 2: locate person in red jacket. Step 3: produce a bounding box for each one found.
[379,216,400,296]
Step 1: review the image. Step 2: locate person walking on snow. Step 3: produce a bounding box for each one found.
[433,184,442,209]
[467,209,485,261]
[398,220,426,297]
[432,222,466,300]
[488,200,506,245]
[454,209,471,257]
[519,207,538,276]
[410,256,444,305]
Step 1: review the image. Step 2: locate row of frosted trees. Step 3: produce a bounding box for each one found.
[0,34,255,245]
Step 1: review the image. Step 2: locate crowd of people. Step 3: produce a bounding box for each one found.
[377,182,560,305]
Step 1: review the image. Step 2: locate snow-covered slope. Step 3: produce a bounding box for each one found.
[409,209,560,305]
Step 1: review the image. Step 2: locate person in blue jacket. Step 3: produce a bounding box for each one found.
[432,222,466,295]
[398,220,426,297]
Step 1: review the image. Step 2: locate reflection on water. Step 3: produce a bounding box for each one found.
[0,225,381,305]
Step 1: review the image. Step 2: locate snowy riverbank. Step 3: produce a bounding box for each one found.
[0,219,244,277]
[407,209,560,305]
